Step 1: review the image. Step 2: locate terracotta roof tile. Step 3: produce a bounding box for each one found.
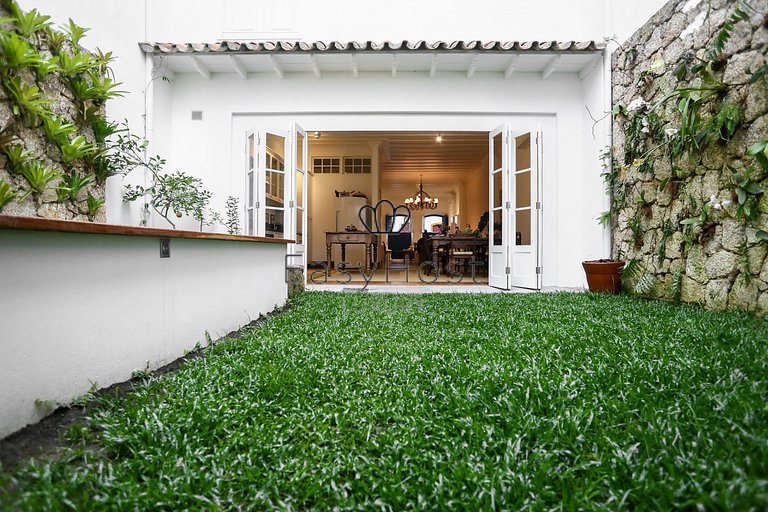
[139,40,604,55]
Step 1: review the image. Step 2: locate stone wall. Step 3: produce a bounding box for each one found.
[611,0,768,314]
[0,2,108,222]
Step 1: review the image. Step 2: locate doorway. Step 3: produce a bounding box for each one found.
[242,121,545,291]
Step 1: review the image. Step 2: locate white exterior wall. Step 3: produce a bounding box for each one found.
[16,0,669,287]
[0,230,288,438]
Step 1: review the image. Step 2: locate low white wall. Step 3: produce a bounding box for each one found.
[0,228,288,439]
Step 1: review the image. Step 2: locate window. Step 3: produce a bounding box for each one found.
[343,157,371,174]
[312,157,340,174]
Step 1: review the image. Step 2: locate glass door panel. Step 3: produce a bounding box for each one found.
[510,130,540,289]
[488,124,510,290]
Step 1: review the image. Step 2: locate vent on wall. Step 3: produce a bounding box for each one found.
[191,111,203,121]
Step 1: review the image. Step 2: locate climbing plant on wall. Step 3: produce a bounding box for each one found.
[608,0,768,313]
[0,0,123,220]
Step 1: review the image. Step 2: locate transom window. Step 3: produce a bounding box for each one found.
[312,157,340,174]
[343,157,371,174]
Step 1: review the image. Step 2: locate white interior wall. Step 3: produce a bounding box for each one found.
[0,230,288,438]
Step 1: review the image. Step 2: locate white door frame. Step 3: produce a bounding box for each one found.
[237,113,554,288]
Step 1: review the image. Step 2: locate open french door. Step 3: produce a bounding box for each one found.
[488,124,541,290]
[509,129,541,289]
[287,122,308,271]
[245,130,288,238]
[488,124,510,290]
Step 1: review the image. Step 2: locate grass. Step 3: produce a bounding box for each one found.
[2,291,768,510]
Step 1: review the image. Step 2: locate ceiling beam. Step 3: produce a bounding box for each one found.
[578,54,601,80]
[190,56,210,79]
[391,54,397,78]
[466,54,479,79]
[541,55,562,80]
[229,55,247,79]
[351,54,359,78]
[429,54,438,79]
[503,55,520,79]
[309,54,322,79]
[270,55,284,79]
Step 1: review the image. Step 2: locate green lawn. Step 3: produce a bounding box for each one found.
[2,291,768,510]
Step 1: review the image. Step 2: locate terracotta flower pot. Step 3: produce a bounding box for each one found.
[582,260,625,294]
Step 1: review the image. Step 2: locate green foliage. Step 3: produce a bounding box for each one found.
[2,142,31,173]
[57,51,94,76]
[85,69,124,102]
[0,125,15,150]
[124,171,212,229]
[70,381,98,407]
[706,5,749,62]
[4,76,51,126]
[3,1,51,39]
[43,26,66,54]
[0,178,17,210]
[88,153,118,185]
[708,102,741,142]
[597,210,611,226]
[59,135,95,164]
[746,140,768,171]
[56,169,92,201]
[63,18,88,49]
[731,167,765,221]
[670,270,683,303]
[225,195,241,234]
[0,31,43,76]
[86,194,104,218]
[90,116,121,144]
[680,202,711,226]
[42,114,76,146]
[19,160,60,200]
[6,293,768,509]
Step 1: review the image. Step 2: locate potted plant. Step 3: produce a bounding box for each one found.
[582,259,625,293]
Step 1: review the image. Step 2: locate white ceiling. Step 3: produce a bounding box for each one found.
[309,131,488,188]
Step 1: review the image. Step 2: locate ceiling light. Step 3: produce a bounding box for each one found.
[404,175,438,211]
[435,135,443,143]
[313,131,321,139]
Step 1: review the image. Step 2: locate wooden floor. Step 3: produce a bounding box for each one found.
[307,267,488,286]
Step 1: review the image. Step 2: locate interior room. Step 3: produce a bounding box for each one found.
[306,131,490,283]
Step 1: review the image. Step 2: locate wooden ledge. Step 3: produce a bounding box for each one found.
[0,215,294,244]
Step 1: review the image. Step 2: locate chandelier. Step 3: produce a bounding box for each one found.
[404,175,438,210]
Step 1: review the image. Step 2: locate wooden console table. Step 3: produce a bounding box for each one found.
[326,231,379,271]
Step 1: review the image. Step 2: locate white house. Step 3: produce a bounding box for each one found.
[20,0,668,290]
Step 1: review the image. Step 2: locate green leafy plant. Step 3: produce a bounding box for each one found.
[124,171,212,229]
[42,114,77,146]
[19,160,60,200]
[33,54,59,81]
[63,18,88,49]
[43,26,66,54]
[0,179,18,210]
[0,31,43,77]
[225,195,241,234]
[2,143,32,173]
[4,76,51,126]
[85,69,124,103]
[3,2,51,39]
[86,194,104,219]
[627,216,643,248]
[90,116,122,144]
[731,167,765,221]
[59,135,95,164]
[56,169,93,202]
[708,102,741,142]
[58,51,94,76]
[747,140,768,171]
